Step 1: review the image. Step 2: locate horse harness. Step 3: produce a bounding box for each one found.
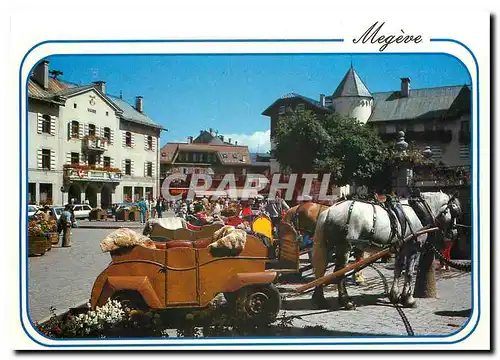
[343,198,413,242]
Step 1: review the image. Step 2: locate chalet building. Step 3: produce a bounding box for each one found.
[28,60,165,207]
[262,65,471,197]
[160,129,270,198]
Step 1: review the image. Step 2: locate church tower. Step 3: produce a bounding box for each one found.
[331,65,373,124]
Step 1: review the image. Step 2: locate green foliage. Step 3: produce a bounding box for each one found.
[274,110,388,187]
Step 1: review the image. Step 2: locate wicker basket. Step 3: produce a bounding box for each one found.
[29,235,47,256]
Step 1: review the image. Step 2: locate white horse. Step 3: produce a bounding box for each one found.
[311,191,461,310]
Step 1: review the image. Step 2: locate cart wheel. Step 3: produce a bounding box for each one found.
[111,291,149,312]
[235,284,281,325]
[224,292,237,305]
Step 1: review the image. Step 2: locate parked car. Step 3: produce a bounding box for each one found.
[28,205,39,218]
[50,206,64,221]
[72,204,93,219]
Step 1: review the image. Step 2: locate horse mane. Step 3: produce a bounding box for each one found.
[419,191,450,217]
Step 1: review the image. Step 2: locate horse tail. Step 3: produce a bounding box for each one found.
[312,208,330,279]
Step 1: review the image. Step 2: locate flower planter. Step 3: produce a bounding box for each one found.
[29,235,47,256]
[115,210,130,222]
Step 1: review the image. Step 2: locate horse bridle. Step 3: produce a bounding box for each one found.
[416,194,461,240]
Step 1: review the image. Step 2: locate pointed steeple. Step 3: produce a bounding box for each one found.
[332,66,372,98]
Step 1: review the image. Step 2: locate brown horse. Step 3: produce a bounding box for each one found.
[283,202,330,236]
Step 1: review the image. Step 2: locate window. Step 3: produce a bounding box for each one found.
[125,132,132,147]
[424,122,433,132]
[88,154,97,166]
[147,136,153,150]
[103,127,111,142]
[123,186,132,202]
[103,156,111,168]
[435,122,444,131]
[41,149,51,170]
[378,125,387,134]
[396,124,405,133]
[88,124,96,136]
[279,105,285,115]
[73,103,77,109]
[106,111,109,116]
[41,115,51,134]
[296,103,305,113]
[39,183,52,204]
[146,162,153,177]
[71,152,80,165]
[71,121,79,138]
[125,159,131,175]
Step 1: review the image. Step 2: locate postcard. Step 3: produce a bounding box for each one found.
[7,5,490,351]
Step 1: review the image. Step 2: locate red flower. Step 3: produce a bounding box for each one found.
[34,321,39,326]
[55,327,61,333]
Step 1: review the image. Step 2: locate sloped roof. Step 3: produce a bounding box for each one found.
[332,66,372,98]
[107,95,163,129]
[368,85,470,123]
[160,142,252,165]
[28,76,163,129]
[261,92,330,116]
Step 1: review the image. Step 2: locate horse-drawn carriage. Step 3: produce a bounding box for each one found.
[89,191,469,326]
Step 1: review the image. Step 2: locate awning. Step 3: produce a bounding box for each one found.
[194,190,227,198]
[225,188,259,199]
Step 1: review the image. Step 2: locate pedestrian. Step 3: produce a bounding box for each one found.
[440,238,452,270]
[151,197,157,218]
[138,197,148,225]
[58,204,73,247]
[265,191,290,234]
[156,196,164,218]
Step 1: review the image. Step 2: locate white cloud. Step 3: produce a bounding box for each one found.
[221,130,270,153]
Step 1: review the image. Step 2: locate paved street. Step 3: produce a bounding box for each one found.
[28,227,472,336]
[28,228,114,323]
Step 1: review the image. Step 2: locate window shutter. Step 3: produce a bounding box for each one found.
[67,122,71,140]
[152,137,156,151]
[50,116,56,135]
[37,114,43,134]
[110,129,114,145]
[152,161,156,177]
[50,150,56,170]
[131,160,135,175]
[131,134,135,148]
[99,126,104,137]
[122,159,125,173]
[80,154,86,166]
[144,135,148,150]
[37,149,43,169]
[66,152,71,164]
[110,158,115,168]
[78,123,84,139]
[144,162,147,176]
[122,131,126,148]
[84,123,89,136]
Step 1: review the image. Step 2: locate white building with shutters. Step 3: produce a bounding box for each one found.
[28,60,165,207]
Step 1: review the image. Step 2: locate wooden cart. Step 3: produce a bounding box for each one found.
[90,233,280,324]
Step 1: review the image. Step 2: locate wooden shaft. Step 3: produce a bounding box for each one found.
[294,227,439,293]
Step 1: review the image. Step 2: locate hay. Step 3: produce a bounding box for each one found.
[100,228,156,252]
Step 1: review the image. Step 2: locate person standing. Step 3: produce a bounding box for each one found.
[151,197,157,219]
[265,192,290,233]
[138,197,148,225]
[156,196,164,218]
[59,204,73,247]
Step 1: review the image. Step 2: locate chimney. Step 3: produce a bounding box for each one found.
[319,93,326,107]
[400,78,411,98]
[200,130,203,134]
[135,96,144,112]
[93,81,106,94]
[187,136,193,144]
[209,128,214,136]
[228,138,232,144]
[219,135,224,142]
[33,60,49,89]
[235,141,238,145]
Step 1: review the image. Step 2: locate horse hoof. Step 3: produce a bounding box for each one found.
[312,291,330,309]
[339,299,356,310]
[389,290,400,304]
[401,296,417,308]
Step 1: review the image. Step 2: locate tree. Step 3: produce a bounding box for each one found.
[274,110,388,188]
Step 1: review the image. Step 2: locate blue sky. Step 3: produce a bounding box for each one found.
[46,53,471,152]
